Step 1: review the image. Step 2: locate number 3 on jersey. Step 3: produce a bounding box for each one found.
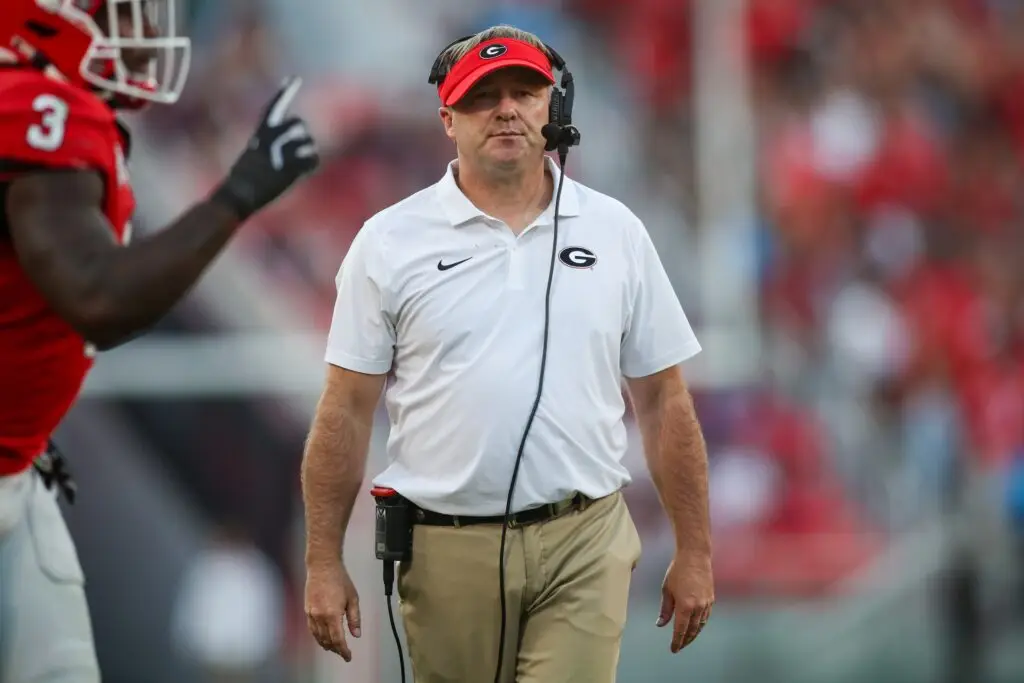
[27,94,68,152]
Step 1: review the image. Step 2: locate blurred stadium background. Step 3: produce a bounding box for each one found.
[54,0,1024,681]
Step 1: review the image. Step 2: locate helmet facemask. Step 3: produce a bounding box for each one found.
[81,0,191,106]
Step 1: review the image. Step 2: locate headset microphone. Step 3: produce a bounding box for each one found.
[542,123,581,153]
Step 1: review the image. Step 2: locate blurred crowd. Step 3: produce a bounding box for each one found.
[749,0,1024,490]
[134,0,1024,607]
[583,0,1024,596]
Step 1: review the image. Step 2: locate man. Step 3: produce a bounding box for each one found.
[0,1,319,681]
[302,25,713,683]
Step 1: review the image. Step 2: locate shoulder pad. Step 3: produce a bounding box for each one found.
[0,69,118,173]
[0,69,113,124]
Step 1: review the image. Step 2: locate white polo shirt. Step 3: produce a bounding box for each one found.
[325,156,701,516]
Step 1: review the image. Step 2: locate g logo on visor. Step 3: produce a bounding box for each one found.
[480,44,508,59]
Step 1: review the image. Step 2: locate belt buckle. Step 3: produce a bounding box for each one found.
[507,515,520,529]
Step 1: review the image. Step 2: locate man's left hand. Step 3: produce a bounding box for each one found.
[657,552,714,652]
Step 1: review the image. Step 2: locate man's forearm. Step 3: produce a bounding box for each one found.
[301,398,372,568]
[637,384,711,555]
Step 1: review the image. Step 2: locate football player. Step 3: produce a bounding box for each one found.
[0,2,320,681]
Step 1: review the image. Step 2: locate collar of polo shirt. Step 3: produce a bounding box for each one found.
[435,155,581,227]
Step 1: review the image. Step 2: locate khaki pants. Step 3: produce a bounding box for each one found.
[397,491,641,683]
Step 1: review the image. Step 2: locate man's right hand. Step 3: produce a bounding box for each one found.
[305,562,361,661]
[211,76,320,221]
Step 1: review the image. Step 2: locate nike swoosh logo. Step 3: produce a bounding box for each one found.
[437,257,472,271]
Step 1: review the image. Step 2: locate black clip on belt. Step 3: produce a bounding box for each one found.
[413,492,590,528]
[33,441,77,505]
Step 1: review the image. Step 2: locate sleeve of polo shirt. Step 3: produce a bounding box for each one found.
[620,220,702,378]
[324,224,396,374]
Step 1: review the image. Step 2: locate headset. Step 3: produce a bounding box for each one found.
[375,34,580,683]
[428,34,581,155]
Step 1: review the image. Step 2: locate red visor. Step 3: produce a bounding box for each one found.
[438,37,555,106]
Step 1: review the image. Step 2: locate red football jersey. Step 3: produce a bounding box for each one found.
[0,68,135,475]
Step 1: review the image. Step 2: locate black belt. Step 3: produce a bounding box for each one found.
[412,492,592,528]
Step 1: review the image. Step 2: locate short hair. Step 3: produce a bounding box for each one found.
[434,25,551,81]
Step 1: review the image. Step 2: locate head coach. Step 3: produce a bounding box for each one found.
[300,24,714,683]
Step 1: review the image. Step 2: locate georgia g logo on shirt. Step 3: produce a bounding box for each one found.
[558,246,597,269]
